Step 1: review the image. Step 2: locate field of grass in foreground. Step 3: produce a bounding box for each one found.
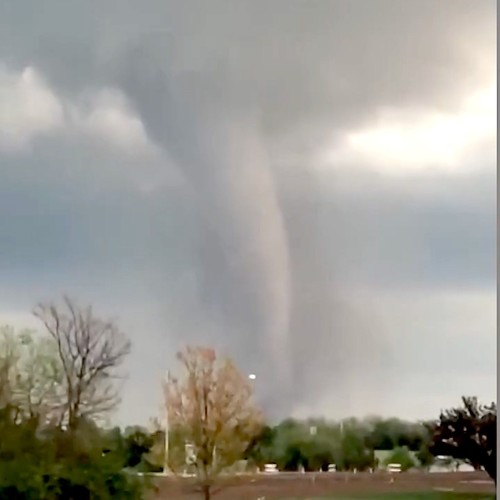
[287,493,496,500]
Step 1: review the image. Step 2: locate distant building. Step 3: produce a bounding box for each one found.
[429,456,474,473]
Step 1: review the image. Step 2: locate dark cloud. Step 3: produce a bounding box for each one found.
[0,0,496,423]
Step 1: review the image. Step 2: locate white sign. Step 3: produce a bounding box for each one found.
[185,443,196,465]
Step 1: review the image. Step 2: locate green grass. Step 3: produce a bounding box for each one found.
[288,494,496,500]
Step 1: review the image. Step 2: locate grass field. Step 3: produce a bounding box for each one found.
[295,494,496,500]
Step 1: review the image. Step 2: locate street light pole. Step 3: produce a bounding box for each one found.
[248,373,257,400]
[164,369,170,475]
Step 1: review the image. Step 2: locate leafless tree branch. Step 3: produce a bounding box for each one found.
[33,295,131,430]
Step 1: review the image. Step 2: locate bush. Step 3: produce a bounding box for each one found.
[384,446,416,471]
[0,415,149,499]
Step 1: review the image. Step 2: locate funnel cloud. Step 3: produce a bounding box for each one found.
[0,0,496,424]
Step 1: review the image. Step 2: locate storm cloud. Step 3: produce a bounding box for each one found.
[0,0,496,424]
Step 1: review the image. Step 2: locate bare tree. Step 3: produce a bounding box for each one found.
[33,296,131,430]
[165,346,262,500]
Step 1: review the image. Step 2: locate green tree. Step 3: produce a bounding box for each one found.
[302,440,335,471]
[244,425,276,469]
[429,396,496,483]
[366,417,426,451]
[280,441,307,471]
[0,326,63,421]
[384,446,416,471]
[0,402,148,499]
[416,444,435,468]
[336,422,375,471]
[123,427,155,469]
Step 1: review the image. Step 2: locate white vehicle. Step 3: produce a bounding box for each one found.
[263,463,279,474]
[387,463,402,473]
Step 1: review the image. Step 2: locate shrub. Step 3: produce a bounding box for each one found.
[384,446,416,471]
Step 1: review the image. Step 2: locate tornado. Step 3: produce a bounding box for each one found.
[172,100,292,387]
[116,55,293,393]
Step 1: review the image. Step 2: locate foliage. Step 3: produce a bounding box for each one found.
[0,406,148,499]
[246,418,378,472]
[0,305,145,499]
[244,417,438,472]
[0,326,63,421]
[3,307,495,499]
[366,417,427,451]
[429,396,496,482]
[165,346,263,499]
[122,427,156,469]
[245,425,276,468]
[384,446,416,471]
[415,444,435,468]
[338,427,376,471]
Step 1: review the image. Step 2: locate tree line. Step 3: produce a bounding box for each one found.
[243,416,434,472]
[0,296,496,499]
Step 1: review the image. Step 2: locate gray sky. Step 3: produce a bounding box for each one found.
[0,0,496,426]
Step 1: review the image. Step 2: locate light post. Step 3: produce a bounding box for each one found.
[164,369,170,475]
[248,373,257,400]
[247,373,259,474]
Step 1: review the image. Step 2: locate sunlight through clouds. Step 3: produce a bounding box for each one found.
[322,83,496,174]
